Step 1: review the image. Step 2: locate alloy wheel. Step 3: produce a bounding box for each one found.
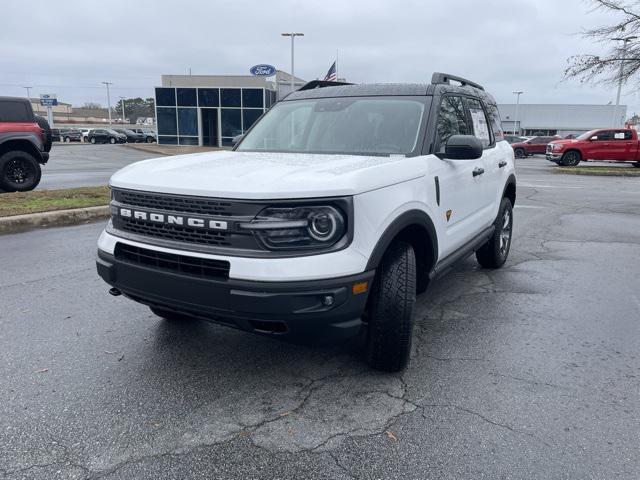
[499,208,512,255]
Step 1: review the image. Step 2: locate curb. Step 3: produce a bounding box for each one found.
[553,168,640,177]
[0,205,109,235]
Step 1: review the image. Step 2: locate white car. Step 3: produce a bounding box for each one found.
[79,128,92,142]
[96,72,516,372]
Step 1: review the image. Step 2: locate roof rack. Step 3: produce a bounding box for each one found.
[431,72,484,91]
[297,80,353,91]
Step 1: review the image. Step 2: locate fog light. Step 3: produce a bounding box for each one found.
[322,295,334,306]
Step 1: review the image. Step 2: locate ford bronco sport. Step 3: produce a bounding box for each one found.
[0,96,52,192]
[97,73,516,372]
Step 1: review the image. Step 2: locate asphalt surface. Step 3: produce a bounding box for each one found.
[38,144,156,190]
[1,157,639,479]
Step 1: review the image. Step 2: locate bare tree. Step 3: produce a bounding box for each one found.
[82,102,102,109]
[566,1,640,85]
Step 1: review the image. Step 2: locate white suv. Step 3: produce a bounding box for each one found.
[97,73,516,372]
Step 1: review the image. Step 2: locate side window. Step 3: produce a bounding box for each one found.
[435,95,470,152]
[0,101,31,122]
[594,131,612,141]
[613,130,632,140]
[466,98,493,148]
[486,103,504,141]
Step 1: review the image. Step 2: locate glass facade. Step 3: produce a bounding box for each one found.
[155,87,273,146]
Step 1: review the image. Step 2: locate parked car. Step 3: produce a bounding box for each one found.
[511,136,560,158]
[0,96,51,191]
[87,128,126,144]
[51,128,61,142]
[97,73,516,372]
[503,135,526,144]
[60,128,82,143]
[112,128,144,143]
[131,128,156,143]
[79,128,92,142]
[547,128,640,167]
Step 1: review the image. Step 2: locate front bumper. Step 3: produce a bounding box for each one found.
[97,249,374,345]
[546,152,562,162]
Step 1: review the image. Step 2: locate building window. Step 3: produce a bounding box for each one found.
[158,136,178,145]
[198,88,219,107]
[221,89,241,107]
[157,107,177,135]
[178,108,197,136]
[221,109,242,137]
[242,89,263,108]
[155,88,176,107]
[177,88,197,107]
[243,109,262,131]
[179,136,199,145]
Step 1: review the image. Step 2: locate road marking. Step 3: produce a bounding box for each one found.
[519,183,583,189]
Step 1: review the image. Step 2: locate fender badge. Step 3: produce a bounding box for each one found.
[446,210,452,222]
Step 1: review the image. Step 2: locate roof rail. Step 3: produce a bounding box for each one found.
[298,80,353,91]
[431,72,484,91]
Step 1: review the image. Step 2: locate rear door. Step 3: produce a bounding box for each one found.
[429,94,489,254]
[611,130,635,160]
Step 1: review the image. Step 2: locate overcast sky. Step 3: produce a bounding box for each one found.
[1,0,635,114]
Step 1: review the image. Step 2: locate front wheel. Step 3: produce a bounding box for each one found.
[561,150,581,166]
[0,151,42,192]
[109,137,116,144]
[90,137,96,144]
[146,136,154,143]
[514,148,525,158]
[364,241,416,372]
[64,137,71,143]
[476,197,513,269]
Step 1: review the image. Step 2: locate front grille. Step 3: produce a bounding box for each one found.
[113,190,238,217]
[116,218,232,247]
[115,243,230,280]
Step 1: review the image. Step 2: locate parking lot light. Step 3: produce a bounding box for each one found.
[513,91,524,136]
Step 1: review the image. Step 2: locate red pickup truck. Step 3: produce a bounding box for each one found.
[546,128,640,167]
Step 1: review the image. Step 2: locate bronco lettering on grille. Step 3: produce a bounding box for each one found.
[118,207,228,231]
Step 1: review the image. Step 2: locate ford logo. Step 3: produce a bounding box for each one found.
[250,64,276,76]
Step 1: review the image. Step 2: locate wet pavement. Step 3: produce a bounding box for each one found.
[1,157,639,479]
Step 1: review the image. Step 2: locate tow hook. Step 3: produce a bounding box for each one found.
[109,287,122,297]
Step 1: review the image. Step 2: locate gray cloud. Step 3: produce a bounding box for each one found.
[1,0,635,113]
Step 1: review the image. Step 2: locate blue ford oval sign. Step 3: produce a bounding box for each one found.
[250,64,276,76]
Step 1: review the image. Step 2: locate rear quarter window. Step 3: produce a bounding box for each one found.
[0,101,32,122]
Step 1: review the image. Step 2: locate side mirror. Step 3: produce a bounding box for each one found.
[442,135,483,160]
[232,134,244,146]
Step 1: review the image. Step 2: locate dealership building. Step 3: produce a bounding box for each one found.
[498,103,627,137]
[154,71,305,146]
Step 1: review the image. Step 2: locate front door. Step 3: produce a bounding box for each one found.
[584,130,613,160]
[201,108,219,147]
[430,94,488,256]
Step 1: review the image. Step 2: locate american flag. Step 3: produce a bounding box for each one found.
[323,61,337,81]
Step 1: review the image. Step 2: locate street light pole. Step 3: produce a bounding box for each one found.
[513,91,524,136]
[611,36,637,127]
[24,86,33,112]
[281,33,304,92]
[119,96,126,124]
[102,81,113,125]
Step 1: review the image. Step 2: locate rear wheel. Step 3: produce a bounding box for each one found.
[109,137,116,144]
[0,151,42,192]
[64,136,71,143]
[90,137,96,144]
[514,148,525,158]
[150,306,195,322]
[561,150,581,166]
[146,136,154,143]
[476,197,513,269]
[364,241,416,372]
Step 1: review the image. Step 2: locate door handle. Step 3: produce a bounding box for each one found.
[498,160,507,168]
[472,167,485,177]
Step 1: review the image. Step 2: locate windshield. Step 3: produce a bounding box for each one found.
[237,96,426,156]
[577,130,598,140]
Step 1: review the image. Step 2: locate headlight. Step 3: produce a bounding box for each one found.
[551,143,563,151]
[240,205,347,250]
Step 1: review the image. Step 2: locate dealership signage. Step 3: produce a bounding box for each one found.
[249,64,276,76]
[39,94,58,107]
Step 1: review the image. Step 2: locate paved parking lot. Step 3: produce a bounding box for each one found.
[38,144,156,190]
[1,157,639,479]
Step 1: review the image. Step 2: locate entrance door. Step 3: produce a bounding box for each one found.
[201,108,219,147]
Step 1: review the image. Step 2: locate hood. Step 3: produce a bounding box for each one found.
[549,139,577,146]
[109,150,427,199]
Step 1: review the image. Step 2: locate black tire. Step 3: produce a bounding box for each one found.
[34,115,52,152]
[514,148,525,158]
[633,162,640,168]
[364,241,416,372]
[150,306,195,322]
[146,136,154,143]
[476,197,513,269]
[109,137,116,144]
[561,150,581,166]
[0,151,42,192]
[90,137,96,144]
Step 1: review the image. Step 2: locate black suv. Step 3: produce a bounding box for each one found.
[113,128,144,143]
[0,97,52,192]
[60,128,82,142]
[87,129,126,144]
